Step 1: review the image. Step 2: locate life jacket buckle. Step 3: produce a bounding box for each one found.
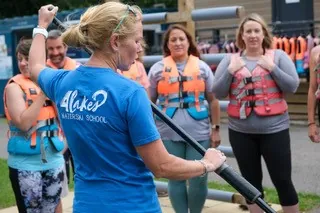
[43,100,53,107]
[245,89,255,96]
[248,100,256,108]
[179,102,188,109]
[243,76,253,84]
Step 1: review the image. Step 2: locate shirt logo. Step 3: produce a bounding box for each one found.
[60,90,108,113]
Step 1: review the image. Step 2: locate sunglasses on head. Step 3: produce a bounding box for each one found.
[112,5,137,34]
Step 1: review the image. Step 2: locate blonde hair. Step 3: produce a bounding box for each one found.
[236,13,273,50]
[62,2,142,51]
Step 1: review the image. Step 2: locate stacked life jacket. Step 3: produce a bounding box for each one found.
[289,37,296,62]
[156,55,208,120]
[295,36,307,74]
[4,74,64,163]
[227,49,288,119]
[281,36,290,55]
[46,57,78,70]
[273,36,283,50]
[273,36,291,56]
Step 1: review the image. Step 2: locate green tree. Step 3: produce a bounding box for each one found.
[0,0,103,18]
[0,0,177,19]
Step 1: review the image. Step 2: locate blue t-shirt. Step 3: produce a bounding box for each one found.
[38,66,161,213]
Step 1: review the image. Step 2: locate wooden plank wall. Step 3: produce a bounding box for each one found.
[194,0,320,41]
[314,0,320,36]
[286,82,309,121]
[194,0,272,41]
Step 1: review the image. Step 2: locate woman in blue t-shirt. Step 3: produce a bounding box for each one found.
[28,2,226,213]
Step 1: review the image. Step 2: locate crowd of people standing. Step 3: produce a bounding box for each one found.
[5,1,320,213]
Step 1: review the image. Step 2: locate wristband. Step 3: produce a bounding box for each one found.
[211,124,220,131]
[32,27,48,39]
[195,159,208,177]
[308,122,316,126]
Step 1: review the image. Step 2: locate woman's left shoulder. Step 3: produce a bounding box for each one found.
[269,49,291,63]
[198,59,210,67]
[198,59,212,72]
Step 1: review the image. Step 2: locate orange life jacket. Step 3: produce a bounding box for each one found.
[120,60,142,82]
[273,36,283,50]
[227,50,288,119]
[3,74,63,162]
[157,55,208,120]
[289,37,296,61]
[296,36,307,60]
[282,37,290,55]
[46,57,78,70]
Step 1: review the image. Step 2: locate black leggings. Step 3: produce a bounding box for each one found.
[229,128,298,206]
[63,148,75,184]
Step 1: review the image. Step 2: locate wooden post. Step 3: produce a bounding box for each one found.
[166,0,195,39]
[179,0,195,39]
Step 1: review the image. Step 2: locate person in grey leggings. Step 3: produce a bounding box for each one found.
[148,24,221,213]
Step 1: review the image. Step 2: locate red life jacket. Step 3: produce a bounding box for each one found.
[227,50,288,119]
[120,60,141,82]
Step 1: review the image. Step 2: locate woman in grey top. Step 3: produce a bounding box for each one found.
[148,24,221,213]
[212,13,300,213]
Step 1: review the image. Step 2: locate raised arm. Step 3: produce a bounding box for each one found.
[29,5,58,82]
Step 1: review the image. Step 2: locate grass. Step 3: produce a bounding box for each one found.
[1,159,320,212]
[0,159,15,209]
[0,118,6,124]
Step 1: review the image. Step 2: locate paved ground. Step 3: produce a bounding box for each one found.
[0,192,283,213]
[206,123,320,196]
[2,120,318,194]
[1,118,320,212]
